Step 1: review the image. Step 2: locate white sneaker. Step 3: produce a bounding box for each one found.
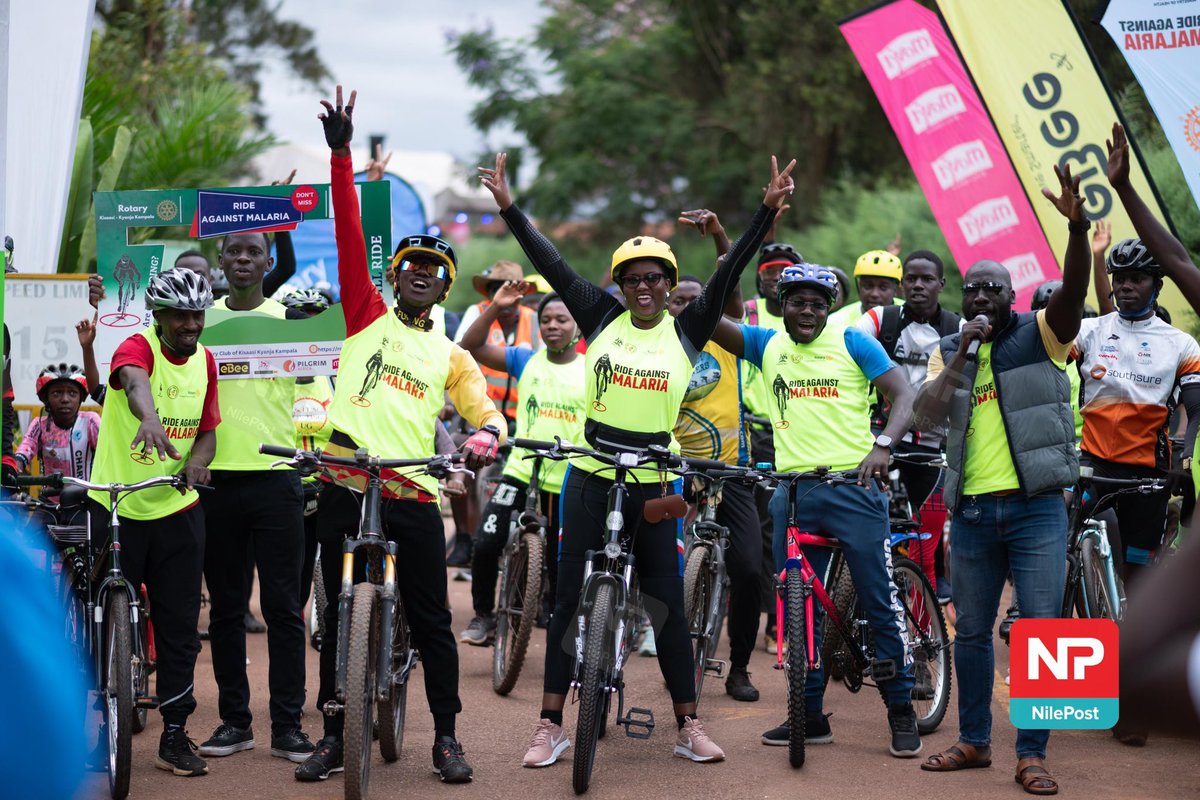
[639,626,657,657]
[674,717,725,762]
[522,719,570,767]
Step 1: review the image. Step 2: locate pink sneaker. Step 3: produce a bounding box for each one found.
[522,719,570,767]
[674,717,725,762]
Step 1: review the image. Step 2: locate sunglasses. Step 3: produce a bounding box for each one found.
[399,260,448,281]
[963,281,1006,297]
[618,273,668,289]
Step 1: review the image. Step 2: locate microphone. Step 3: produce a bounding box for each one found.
[965,315,988,362]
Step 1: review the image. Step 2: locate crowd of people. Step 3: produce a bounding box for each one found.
[5,83,1200,797]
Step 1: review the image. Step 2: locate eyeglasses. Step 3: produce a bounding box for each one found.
[784,297,829,313]
[962,281,1006,297]
[399,260,449,281]
[618,273,667,289]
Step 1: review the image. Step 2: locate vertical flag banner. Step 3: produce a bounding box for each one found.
[840,0,1060,309]
[938,0,1189,322]
[1098,0,1200,214]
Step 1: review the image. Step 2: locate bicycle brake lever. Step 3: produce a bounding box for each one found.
[446,464,476,480]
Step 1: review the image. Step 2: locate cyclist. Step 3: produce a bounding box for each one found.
[710,263,923,758]
[15,364,100,502]
[87,267,219,777]
[827,249,904,329]
[458,282,584,645]
[299,88,504,784]
[480,147,793,767]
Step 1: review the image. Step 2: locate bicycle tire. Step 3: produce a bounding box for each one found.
[344,582,380,800]
[683,543,714,700]
[784,567,807,769]
[573,583,613,795]
[493,532,545,695]
[893,558,951,734]
[819,556,854,685]
[310,550,328,651]
[377,595,410,763]
[1080,536,1120,622]
[104,591,133,800]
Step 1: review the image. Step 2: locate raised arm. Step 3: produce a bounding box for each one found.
[1091,219,1115,316]
[118,365,181,462]
[1040,163,1091,343]
[711,316,746,357]
[76,313,103,404]
[458,280,528,371]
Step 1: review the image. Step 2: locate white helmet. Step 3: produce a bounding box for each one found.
[145,267,214,311]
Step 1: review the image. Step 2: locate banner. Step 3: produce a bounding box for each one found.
[840,0,1060,309]
[1098,0,1200,213]
[94,181,391,379]
[938,0,1188,322]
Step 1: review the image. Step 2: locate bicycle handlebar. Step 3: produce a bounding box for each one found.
[1077,469,1165,494]
[889,451,947,468]
[259,443,472,478]
[16,472,202,493]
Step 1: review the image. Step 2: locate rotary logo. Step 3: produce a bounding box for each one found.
[156,199,179,221]
[1185,106,1200,152]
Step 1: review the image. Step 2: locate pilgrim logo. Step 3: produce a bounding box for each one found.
[593,354,613,411]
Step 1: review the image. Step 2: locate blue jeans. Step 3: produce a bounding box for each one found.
[769,479,914,709]
[950,492,1066,759]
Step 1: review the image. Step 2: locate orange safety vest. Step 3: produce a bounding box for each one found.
[475,301,538,422]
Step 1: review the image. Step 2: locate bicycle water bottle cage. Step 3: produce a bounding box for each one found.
[868,658,897,682]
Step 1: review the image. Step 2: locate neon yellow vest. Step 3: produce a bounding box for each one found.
[503,350,586,492]
[743,302,786,417]
[89,327,208,520]
[328,311,451,498]
[760,328,874,473]
[676,342,746,465]
[209,297,297,470]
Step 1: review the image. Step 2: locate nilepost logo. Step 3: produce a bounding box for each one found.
[1009,619,1118,729]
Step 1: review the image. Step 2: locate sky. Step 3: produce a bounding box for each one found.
[258,0,548,161]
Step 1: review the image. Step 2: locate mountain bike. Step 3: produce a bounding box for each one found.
[17,472,202,800]
[492,453,549,695]
[260,444,469,800]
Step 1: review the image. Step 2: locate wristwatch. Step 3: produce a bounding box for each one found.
[480,424,501,439]
[874,434,894,451]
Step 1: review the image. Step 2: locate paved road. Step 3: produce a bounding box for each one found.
[76,533,1198,800]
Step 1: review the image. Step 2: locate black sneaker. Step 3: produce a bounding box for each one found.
[887,703,922,757]
[295,735,344,782]
[760,713,832,746]
[271,728,316,762]
[198,722,255,757]
[156,726,209,777]
[724,667,760,702]
[999,603,1019,645]
[445,535,473,567]
[459,614,496,646]
[432,736,474,783]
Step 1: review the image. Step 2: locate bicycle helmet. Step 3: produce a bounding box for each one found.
[854,250,903,282]
[280,288,330,315]
[1106,238,1161,275]
[826,266,851,304]
[36,363,87,402]
[145,267,214,311]
[610,236,678,287]
[777,264,839,305]
[391,234,458,296]
[1030,279,1062,311]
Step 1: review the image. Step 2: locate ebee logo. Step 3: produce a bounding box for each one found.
[1009,619,1118,729]
[219,361,250,376]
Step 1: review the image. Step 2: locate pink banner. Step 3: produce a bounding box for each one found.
[840,0,1060,309]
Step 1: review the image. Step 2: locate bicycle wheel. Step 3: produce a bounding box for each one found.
[310,550,327,651]
[104,591,134,800]
[344,582,380,800]
[819,556,854,685]
[783,567,808,769]
[683,543,714,699]
[573,583,613,795]
[893,558,951,734]
[132,606,150,734]
[493,532,545,695]
[377,595,410,763]
[1080,536,1121,621]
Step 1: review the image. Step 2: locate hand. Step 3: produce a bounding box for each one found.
[318,85,357,152]
[366,143,393,182]
[1106,122,1130,189]
[88,274,106,309]
[441,476,467,498]
[857,446,891,490]
[1,462,17,489]
[766,202,790,242]
[478,152,513,211]
[1166,467,1193,499]
[678,209,725,238]
[460,427,500,469]
[886,232,903,257]
[182,459,211,493]
[958,315,991,357]
[1091,218,1111,257]
[131,417,181,462]
[76,312,98,348]
[762,156,798,209]
[1041,163,1085,223]
[271,169,298,186]
[491,280,530,309]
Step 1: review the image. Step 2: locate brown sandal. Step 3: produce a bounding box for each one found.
[920,742,992,771]
[1015,758,1059,795]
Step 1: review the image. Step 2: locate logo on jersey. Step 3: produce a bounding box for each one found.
[772,374,790,428]
[593,354,613,411]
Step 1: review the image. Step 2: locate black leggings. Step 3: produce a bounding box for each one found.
[470,478,560,616]
[544,467,695,704]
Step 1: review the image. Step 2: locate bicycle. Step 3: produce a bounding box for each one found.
[260,444,470,800]
[16,472,200,800]
[492,452,549,695]
[767,467,950,769]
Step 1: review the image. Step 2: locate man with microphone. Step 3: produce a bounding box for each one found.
[913,164,1090,797]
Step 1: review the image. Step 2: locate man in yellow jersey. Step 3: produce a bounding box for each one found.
[826,249,905,329]
[295,87,504,785]
[196,230,312,765]
[711,263,922,758]
[915,166,1089,795]
[88,268,219,777]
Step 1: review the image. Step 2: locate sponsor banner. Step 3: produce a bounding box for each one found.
[840,0,1060,307]
[1098,0,1200,214]
[938,0,1189,324]
[191,189,306,239]
[1009,618,1120,729]
[199,303,346,380]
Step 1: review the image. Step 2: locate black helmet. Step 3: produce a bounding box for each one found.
[1106,238,1161,276]
[1030,279,1062,311]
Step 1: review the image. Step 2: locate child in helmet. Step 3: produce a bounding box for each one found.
[15,364,101,499]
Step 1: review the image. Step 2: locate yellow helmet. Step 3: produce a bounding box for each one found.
[610,236,678,286]
[854,250,902,282]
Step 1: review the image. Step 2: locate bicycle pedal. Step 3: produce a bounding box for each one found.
[135,696,159,709]
[618,707,655,740]
[322,700,344,717]
[867,659,897,682]
[703,658,728,678]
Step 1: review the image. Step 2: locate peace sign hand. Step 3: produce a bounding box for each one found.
[318,85,357,152]
[1041,163,1085,223]
[762,156,798,209]
[478,152,513,211]
[366,143,393,182]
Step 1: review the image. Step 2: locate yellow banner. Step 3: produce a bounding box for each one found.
[938,0,1189,324]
